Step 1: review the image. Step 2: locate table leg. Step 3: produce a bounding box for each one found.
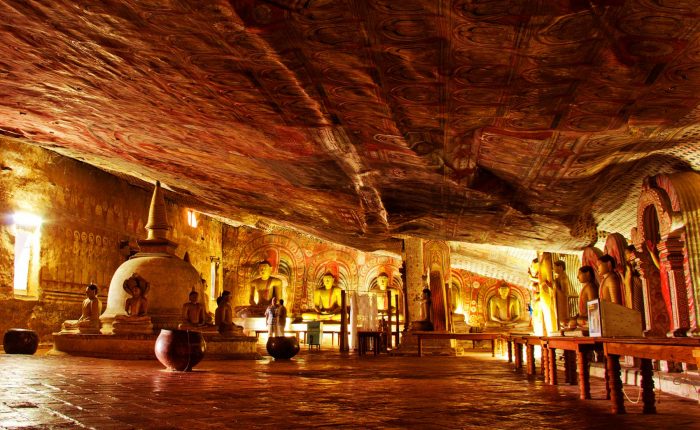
[526,345,535,376]
[640,358,656,414]
[606,354,626,414]
[604,355,611,400]
[543,346,550,383]
[564,350,571,384]
[507,340,512,362]
[515,343,523,370]
[548,347,558,385]
[577,349,591,400]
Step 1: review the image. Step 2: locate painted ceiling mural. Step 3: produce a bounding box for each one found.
[1,0,699,254]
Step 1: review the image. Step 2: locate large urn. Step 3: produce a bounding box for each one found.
[3,329,39,354]
[266,336,300,360]
[155,329,206,371]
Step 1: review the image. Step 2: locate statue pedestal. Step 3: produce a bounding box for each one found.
[52,331,260,360]
[391,331,458,356]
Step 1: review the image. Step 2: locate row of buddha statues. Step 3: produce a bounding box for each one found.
[482,246,646,334]
[234,260,401,323]
[61,273,245,337]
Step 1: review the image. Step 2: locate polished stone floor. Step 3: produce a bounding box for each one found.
[1,348,699,429]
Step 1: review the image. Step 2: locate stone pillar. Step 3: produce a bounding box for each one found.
[404,237,424,326]
[658,237,690,336]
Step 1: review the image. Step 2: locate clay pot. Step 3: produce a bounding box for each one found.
[266,336,300,360]
[3,329,39,355]
[154,329,205,371]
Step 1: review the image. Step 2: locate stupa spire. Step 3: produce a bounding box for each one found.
[145,181,171,240]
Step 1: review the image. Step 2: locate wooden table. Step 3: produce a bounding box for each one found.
[603,338,700,414]
[542,336,604,400]
[507,335,545,376]
[413,331,503,357]
[357,331,382,356]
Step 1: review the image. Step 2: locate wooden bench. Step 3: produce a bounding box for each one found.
[413,331,503,357]
[603,338,700,414]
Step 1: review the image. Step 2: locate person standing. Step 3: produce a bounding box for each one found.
[276,299,288,337]
[265,297,279,336]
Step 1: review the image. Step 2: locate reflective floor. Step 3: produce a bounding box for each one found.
[1,348,699,429]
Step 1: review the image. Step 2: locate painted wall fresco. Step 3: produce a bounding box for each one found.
[0,140,222,340]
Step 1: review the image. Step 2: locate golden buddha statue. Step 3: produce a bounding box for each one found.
[485,283,528,330]
[372,272,401,319]
[235,260,284,318]
[570,265,599,329]
[597,255,622,304]
[301,272,343,321]
[61,284,102,334]
[553,260,572,325]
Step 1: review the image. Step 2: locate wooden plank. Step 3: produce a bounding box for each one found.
[605,342,698,363]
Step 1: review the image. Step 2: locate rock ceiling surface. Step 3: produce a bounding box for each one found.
[1,0,700,256]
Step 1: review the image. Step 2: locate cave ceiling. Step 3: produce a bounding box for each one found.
[1,0,700,255]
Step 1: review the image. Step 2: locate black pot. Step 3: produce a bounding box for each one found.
[3,329,39,355]
[266,336,300,360]
[154,329,205,371]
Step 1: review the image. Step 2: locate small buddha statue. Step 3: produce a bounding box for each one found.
[235,260,284,318]
[410,287,434,331]
[179,290,217,331]
[485,283,528,330]
[215,290,243,337]
[372,272,401,319]
[569,265,599,329]
[597,255,622,304]
[62,283,102,334]
[112,273,153,335]
[301,272,343,321]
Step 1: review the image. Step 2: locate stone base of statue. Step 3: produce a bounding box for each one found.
[266,336,300,360]
[177,323,219,333]
[155,329,205,371]
[235,305,267,319]
[217,323,245,338]
[111,316,154,335]
[390,331,458,357]
[52,330,261,360]
[410,320,434,331]
[3,328,39,355]
[60,320,102,335]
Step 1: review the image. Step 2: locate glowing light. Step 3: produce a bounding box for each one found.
[13,212,42,228]
[186,209,198,228]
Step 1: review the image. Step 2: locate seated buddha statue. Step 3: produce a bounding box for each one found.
[112,273,153,335]
[179,290,217,331]
[597,255,622,304]
[215,290,243,337]
[569,266,599,330]
[62,283,102,334]
[301,272,343,321]
[372,273,402,320]
[484,283,529,330]
[235,260,284,318]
